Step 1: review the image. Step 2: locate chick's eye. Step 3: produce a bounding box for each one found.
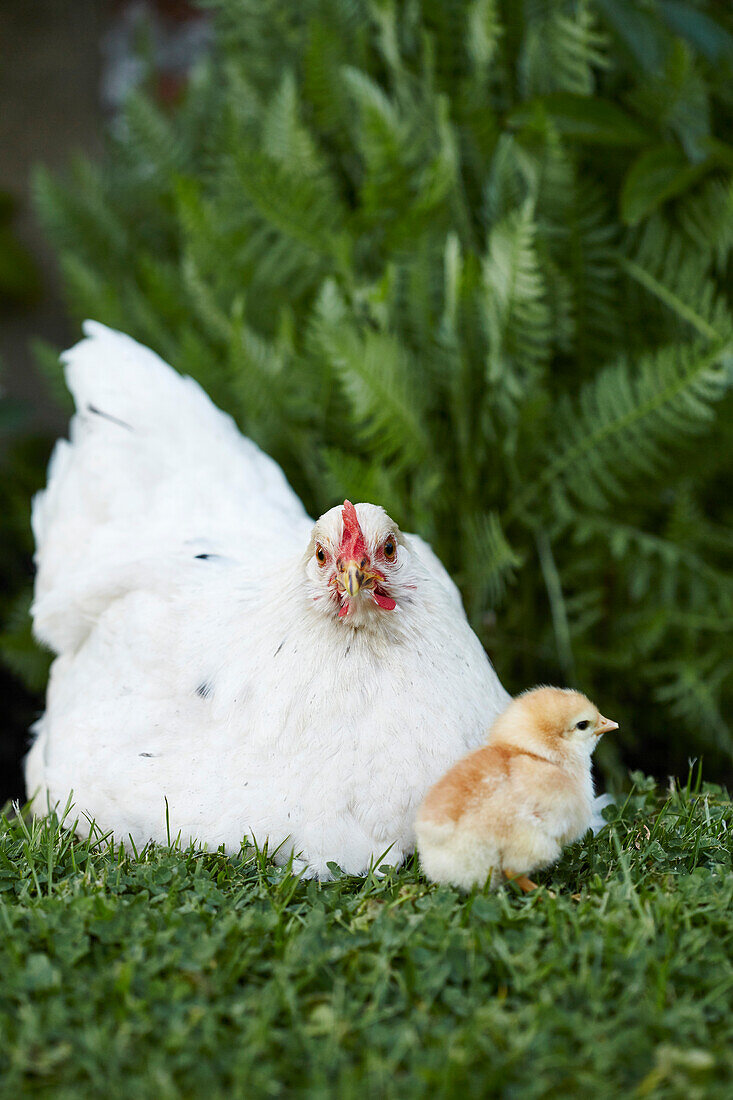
[576,720,590,731]
[383,537,396,560]
[315,544,327,566]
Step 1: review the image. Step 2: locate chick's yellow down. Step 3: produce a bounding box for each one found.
[415,687,617,892]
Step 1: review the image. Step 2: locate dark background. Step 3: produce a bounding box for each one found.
[1,1,106,803]
[1,1,206,803]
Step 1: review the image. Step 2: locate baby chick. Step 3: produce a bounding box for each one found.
[415,687,617,892]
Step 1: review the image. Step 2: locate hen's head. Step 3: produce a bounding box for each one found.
[305,501,410,627]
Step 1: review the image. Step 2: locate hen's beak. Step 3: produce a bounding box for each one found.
[339,560,371,598]
[596,715,619,736]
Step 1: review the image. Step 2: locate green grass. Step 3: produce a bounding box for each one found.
[1,771,732,1098]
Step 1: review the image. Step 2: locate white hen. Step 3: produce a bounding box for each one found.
[25,322,510,876]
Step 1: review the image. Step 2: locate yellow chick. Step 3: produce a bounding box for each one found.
[415,687,618,892]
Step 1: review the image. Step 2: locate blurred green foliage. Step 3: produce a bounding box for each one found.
[12,0,733,779]
[0,189,49,797]
[0,190,40,306]
[0,186,43,635]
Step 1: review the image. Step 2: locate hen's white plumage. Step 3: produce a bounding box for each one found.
[26,322,510,876]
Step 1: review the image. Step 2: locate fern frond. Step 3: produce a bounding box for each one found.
[181,256,232,346]
[677,177,733,273]
[318,447,404,519]
[622,220,733,343]
[232,148,346,258]
[342,67,409,213]
[519,0,609,97]
[462,511,523,614]
[225,314,303,448]
[654,654,732,753]
[34,163,129,268]
[534,527,576,681]
[512,340,733,515]
[482,202,552,399]
[263,71,330,179]
[317,322,429,469]
[58,254,128,328]
[122,92,187,180]
[574,516,733,609]
[466,0,503,75]
[628,39,710,161]
[301,15,362,141]
[563,181,621,364]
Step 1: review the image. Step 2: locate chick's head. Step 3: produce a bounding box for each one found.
[491,687,618,760]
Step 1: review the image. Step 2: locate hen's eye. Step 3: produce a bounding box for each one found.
[576,720,590,731]
[383,537,396,560]
[315,543,327,566]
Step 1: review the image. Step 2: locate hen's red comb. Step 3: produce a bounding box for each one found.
[342,500,361,537]
[340,500,368,562]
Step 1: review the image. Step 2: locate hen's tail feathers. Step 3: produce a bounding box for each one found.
[32,322,309,655]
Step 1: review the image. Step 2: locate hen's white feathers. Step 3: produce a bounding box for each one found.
[27,323,510,875]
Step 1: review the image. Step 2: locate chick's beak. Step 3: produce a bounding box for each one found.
[596,715,619,736]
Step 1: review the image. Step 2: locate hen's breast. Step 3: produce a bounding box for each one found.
[31,558,505,870]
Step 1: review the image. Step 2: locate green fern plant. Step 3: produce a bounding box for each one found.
[19,0,733,781]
